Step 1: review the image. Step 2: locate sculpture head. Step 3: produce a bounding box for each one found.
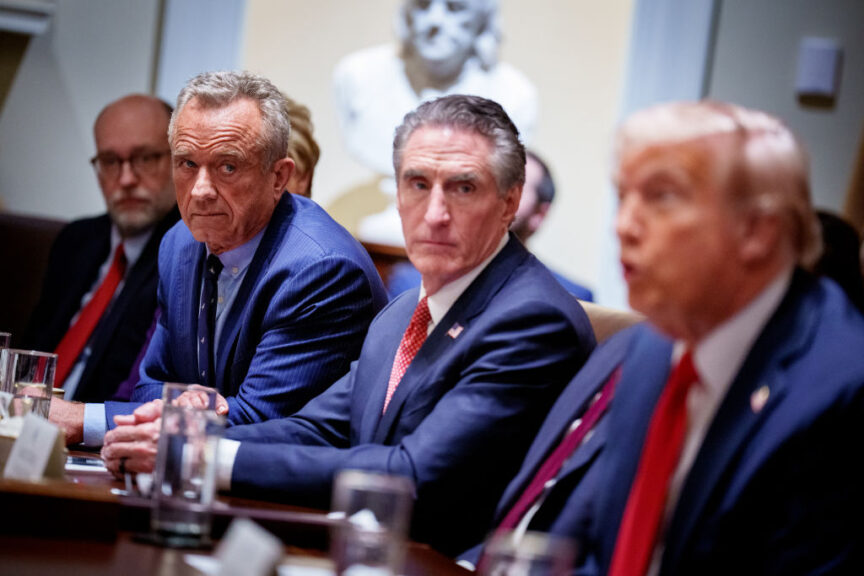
[397,0,500,81]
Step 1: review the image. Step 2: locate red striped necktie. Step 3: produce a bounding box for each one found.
[54,244,127,386]
[383,296,430,413]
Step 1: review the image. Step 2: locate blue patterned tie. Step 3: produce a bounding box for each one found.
[197,254,223,388]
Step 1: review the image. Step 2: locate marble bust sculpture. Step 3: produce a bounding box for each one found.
[333,0,537,245]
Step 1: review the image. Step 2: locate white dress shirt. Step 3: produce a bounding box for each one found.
[647,267,793,575]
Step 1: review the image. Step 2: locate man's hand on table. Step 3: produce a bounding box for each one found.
[101,388,228,479]
[102,399,163,478]
[175,387,229,415]
[49,398,85,445]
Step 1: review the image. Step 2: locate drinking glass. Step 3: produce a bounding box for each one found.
[150,383,224,548]
[0,348,56,419]
[0,332,10,348]
[330,469,415,576]
[479,530,578,576]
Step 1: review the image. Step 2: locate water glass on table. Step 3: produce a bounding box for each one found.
[0,348,56,419]
[150,383,225,548]
[478,530,577,576]
[0,332,10,348]
[330,469,415,576]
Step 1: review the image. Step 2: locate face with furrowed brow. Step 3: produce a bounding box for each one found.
[397,125,520,295]
[171,97,293,254]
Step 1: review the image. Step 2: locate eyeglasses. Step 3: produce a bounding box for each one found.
[90,150,170,180]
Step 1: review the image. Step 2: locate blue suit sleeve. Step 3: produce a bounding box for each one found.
[228,295,594,555]
[222,254,382,426]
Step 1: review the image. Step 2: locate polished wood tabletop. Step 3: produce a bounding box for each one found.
[0,452,472,576]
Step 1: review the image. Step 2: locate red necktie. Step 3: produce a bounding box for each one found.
[494,367,621,534]
[54,244,127,386]
[608,350,699,576]
[383,296,430,413]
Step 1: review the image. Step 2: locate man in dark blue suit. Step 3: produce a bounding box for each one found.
[387,149,594,301]
[27,94,179,404]
[135,94,593,556]
[476,101,864,574]
[55,71,387,453]
[220,95,595,556]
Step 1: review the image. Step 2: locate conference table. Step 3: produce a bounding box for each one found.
[0,451,472,576]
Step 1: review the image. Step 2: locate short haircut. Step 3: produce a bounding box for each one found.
[615,100,822,268]
[526,149,555,205]
[169,70,291,171]
[283,95,320,194]
[392,94,526,196]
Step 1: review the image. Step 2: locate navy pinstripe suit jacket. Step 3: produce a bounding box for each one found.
[105,193,387,426]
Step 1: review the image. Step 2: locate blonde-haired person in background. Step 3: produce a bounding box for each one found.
[283,95,320,199]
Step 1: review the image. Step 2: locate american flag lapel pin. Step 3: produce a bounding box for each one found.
[750,385,770,414]
[447,323,464,339]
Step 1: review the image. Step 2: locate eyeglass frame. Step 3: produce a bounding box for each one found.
[90,149,172,180]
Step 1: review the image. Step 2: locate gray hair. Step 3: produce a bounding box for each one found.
[615,100,822,268]
[393,94,526,195]
[168,70,291,170]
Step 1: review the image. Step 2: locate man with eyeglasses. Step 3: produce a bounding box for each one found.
[23,94,179,403]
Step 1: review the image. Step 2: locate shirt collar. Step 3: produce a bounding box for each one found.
[675,266,794,396]
[110,225,153,269]
[421,233,509,326]
[208,229,265,279]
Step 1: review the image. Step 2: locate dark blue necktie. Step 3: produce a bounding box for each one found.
[197,254,223,388]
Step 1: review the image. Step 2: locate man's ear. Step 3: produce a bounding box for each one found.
[272,157,295,200]
[738,209,783,265]
[503,184,522,224]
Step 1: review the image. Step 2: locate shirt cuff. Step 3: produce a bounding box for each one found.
[216,438,241,491]
[82,403,107,447]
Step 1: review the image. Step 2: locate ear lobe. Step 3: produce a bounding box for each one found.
[738,211,781,264]
[503,185,522,221]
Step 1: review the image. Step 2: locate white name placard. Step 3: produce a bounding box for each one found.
[3,413,61,481]
[216,517,283,576]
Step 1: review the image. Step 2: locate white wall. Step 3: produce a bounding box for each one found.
[599,0,718,308]
[242,0,636,295]
[0,0,161,219]
[6,1,858,301]
[708,0,864,212]
[155,0,246,104]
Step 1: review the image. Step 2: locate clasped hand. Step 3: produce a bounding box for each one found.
[101,387,228,479]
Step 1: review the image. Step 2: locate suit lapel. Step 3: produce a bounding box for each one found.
[61,217,112,339]
[597,327,674,564]
[356,292,418,443]
[661,273,819,573]
[213,194,294,394]
[183,239,207,382]
[79,210,179,398]
[78,232,157,397]
[494,332,634,522]
[372,236,530,443]
[57,217,110,390]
